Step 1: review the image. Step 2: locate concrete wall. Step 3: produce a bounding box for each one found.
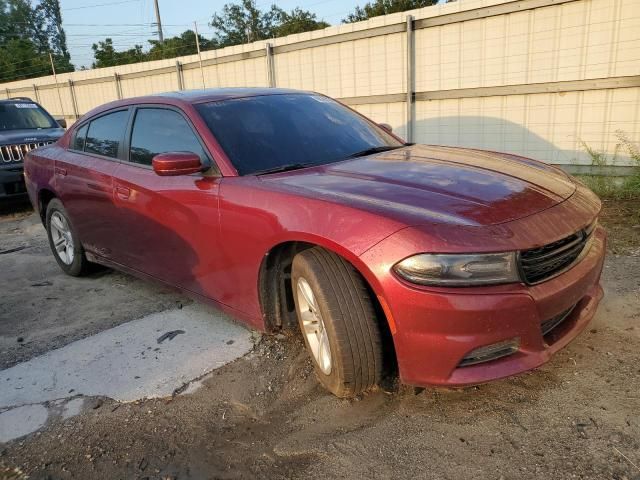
[1,0,638,172]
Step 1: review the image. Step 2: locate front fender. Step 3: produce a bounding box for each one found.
[217,177,405,327]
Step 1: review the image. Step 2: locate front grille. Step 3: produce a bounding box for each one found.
[541,304,576,336]
[0,141,54,163]
[519,227,593,284]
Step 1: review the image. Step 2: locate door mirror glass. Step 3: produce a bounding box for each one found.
[379,123,392,133]
[152,152,203,176]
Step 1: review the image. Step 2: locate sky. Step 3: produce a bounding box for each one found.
[60,0,363,68]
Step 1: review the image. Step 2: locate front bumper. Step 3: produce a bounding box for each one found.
[0,164,27,198]
[365,227,606,387]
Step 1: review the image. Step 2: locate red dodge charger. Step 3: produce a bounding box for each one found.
[24,88,605,397]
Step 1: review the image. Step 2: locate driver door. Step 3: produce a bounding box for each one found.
[111,106,223,299]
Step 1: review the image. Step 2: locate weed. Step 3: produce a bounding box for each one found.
[577,131,640,200]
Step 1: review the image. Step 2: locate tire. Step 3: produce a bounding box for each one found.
[46,198,91,276]
[291,247,383,397]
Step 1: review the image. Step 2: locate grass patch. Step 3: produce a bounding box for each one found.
[577,131,640,200]
[578,174,640,200]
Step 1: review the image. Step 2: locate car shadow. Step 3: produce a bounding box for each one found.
[0,197,32,217]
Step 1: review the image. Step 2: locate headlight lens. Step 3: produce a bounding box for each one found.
[393,252,520,286]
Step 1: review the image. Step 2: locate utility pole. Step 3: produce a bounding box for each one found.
[49,53,66,121]
[153,0,164,43]
[194,22,206,89]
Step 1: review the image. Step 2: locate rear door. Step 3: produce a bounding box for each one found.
[111,105,223,298]
[56,108,130,259]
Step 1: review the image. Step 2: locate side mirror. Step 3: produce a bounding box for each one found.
[152,152,204,176]
[379,123,393,133]
[57,118,67,129]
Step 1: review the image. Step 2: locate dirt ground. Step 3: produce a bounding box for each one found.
[0,198,639,480]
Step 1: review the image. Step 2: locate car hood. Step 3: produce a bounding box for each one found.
[260,145,576,227]
[0,128,64,145]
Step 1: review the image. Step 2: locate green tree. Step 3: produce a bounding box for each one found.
[210,0,279,46]
[0,0,73,83]
[90,31,219,67]
[91,39,144,68]
[343,0,438,23]
[147,30,218,61]
[210,0,328,47]
[0,38,51,83]
[36,0,72,70]
[89,1,330,69]
[272,7,329,37]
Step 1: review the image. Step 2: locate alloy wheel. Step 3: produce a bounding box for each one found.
[50,211,75,265]
[296,277,332,374]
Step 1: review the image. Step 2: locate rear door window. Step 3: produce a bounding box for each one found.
[85,110,128,159]
[129,108,207,166]
[71,124,88,151]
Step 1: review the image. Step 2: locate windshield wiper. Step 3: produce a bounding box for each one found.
[253,163,313,175]
[346,145,403,159]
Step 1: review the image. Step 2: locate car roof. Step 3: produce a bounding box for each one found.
[152,87,312,103]
[78,87,316,123]
[0,97,37,103]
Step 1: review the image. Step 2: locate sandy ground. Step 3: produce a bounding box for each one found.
[0,199,639,480]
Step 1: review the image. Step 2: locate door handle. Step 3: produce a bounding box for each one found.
[115,186,131,200]
[54,167,67,176]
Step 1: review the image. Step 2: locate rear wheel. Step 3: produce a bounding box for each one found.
[291,247,383,397]
[46,198,91,276]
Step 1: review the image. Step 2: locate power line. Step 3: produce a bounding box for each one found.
[64,32,155,36]
[62,0,141,11]
[61,22,200,27]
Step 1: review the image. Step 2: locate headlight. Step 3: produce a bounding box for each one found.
[393,252,520,286]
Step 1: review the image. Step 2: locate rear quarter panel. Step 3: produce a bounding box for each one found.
[24,145,59,218]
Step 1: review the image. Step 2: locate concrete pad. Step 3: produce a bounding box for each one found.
[0,304,255,408]
[62,398,85,419]
[0,405,48,442]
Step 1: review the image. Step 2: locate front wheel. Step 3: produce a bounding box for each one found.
[292,247,383,398]
[46,198,91,276]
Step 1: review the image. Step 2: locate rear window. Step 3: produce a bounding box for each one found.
[0,102,57,131]
[85,110,128,158]
[196,94,401,175]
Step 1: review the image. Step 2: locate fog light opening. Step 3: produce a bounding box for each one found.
[458,338,520,367]
[541,304,577,338]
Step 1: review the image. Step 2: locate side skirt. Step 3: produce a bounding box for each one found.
[85,251,265,331]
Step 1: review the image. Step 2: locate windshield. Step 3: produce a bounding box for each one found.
[196,94,403,175]
[0,102,57,131]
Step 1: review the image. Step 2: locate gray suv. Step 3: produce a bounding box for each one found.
[0,98,65,199]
